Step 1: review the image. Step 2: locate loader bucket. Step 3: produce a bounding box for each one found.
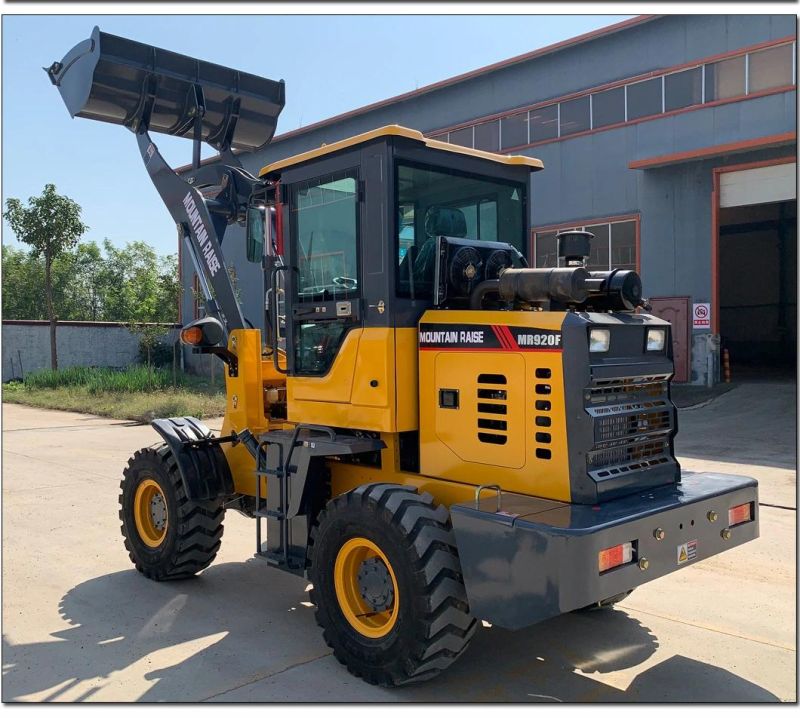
[46,27,285,152]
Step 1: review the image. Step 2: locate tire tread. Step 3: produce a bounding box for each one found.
[119,444,224,581]
[308,483,476,686]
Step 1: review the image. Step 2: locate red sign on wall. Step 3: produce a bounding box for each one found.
[692,303,711,329]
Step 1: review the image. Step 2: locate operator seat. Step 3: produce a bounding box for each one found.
[399,207,468,297]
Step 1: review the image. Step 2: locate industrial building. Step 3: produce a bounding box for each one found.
[180,14,797,384]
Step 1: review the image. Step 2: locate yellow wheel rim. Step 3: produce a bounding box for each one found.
[133,478,168,548]
[334,537,399,639]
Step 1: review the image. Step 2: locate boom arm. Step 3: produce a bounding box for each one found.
[46,26,286,334]
[135,128,248,331]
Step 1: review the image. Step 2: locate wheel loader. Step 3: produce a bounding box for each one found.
[48,28,760,687]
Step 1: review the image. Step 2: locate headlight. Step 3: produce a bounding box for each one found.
[646,328,666,352]
[589,328,610,353]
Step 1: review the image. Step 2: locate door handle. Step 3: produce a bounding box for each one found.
[270,265,291,375]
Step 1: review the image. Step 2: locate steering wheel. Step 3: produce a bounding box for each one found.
[332,276,358,290]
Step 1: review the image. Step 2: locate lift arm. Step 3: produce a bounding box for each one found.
[135,127,248,330]
[46,25,286,334]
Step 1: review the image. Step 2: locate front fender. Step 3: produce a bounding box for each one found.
[151,417,234,501]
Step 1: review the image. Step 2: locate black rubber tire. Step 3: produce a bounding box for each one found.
[575,589,635,612]
[119,444,224,581]
[308,483,477,687]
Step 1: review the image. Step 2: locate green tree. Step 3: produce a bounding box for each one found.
[64,241,106,321]
[107,241,181,385]
[1,245,45,320]
[99,240,180,324]
[3,185,88,369]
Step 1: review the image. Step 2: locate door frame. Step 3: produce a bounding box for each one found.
[282,150,364,377]
[648,295,690,383]
[711,155,796,333]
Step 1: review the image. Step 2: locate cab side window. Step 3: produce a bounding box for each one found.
[293,172,359,303]
[290,170,360,375]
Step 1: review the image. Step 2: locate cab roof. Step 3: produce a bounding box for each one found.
[259,124,544,178]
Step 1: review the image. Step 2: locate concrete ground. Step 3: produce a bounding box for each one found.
[2,382,796,702]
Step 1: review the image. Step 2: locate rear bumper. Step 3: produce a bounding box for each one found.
[450,472,759,630]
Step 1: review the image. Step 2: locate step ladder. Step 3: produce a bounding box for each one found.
[250,425,384,575]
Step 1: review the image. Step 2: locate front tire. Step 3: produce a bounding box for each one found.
[308,483,476,686]
[119,445,224,580]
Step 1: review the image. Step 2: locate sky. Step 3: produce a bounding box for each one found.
[2,14,630,257]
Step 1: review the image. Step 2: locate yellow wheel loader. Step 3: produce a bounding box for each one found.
[49,29,760,687]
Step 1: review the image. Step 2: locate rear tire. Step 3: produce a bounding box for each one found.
[308,483,476,686]
[119,444,224,580]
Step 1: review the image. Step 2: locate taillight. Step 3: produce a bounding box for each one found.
[598,542,633,573]
[728,503,752,527]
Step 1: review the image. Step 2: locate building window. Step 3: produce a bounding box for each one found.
[748,43,794,93]
[559,95,590,136]
[474,120,500,152]
[429,132,448,142]
[591,86,625,129]
[500,111,529,150]
[664,66,703,111]
[530,104,559,142]
[626,77,663,120]
[585,223,610,269]
[704,55,746,101]
[610,221,636,270]
[534,217,638,271]
[448,126,473,148]
[533,230,560,268]
[426,40,795,153]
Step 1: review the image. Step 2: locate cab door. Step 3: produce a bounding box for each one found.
[284,166,362,396]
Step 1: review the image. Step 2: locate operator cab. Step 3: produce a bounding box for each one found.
[253,125,543,377]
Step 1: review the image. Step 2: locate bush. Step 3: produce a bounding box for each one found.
[138,339,175,368]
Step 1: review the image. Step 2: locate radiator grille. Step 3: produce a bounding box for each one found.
[588,376,670,405]
[585,375,674,480]
[595,408,671,442]
[588,439,671,473]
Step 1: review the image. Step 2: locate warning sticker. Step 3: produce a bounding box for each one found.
[677,539,698,565]
[692,303,711,329]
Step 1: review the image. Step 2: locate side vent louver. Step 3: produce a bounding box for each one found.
[477,374,508,445]
[535,374,552,460]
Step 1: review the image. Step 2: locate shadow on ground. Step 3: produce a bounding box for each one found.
[674,381,796,471]
[2,562,778,702]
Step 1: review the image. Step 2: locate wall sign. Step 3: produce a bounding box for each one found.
[692,303,711,329]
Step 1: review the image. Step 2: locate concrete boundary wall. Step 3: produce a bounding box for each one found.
[2,321,180,381]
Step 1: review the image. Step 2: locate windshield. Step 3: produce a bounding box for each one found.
[395,161,526,299]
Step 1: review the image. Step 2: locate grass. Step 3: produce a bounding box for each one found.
[4,365,226,423]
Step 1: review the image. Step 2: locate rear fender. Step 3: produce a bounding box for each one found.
[151,417,234,501]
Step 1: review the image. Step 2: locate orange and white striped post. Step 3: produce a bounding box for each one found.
[722,348,731,383]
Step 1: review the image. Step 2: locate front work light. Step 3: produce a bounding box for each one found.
[589,328,611,353]
[647,328,666,352]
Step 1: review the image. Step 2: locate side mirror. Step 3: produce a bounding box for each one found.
[246,205,265,263]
